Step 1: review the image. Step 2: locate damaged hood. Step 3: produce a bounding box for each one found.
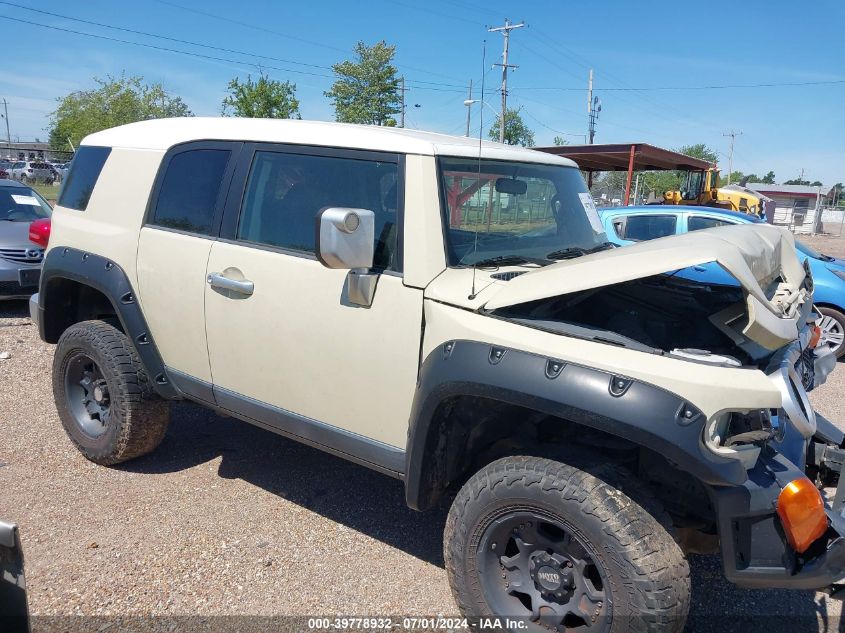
[429,224,812,350]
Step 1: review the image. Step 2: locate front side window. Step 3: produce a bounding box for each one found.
[151,149,231,235]
[237,151,400,270]
[620,215,676,241]
[688,216,730,232]
[438,157,606,266]
[58,146,111,211]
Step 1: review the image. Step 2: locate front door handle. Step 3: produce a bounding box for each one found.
[207,272,254,296]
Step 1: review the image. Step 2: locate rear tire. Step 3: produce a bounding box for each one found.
[817,306,845,359]
[445,456,690,633]
[53,320,169,465]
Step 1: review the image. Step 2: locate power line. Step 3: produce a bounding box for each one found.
[0,3,468,89]
[517,79,845,91]
[516,105,585,141]
[0,14,467,93]
[153,0,469,83]
[0,1,333,72]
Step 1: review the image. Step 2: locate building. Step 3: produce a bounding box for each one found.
[1,141,72,162]
[745,182,826,234]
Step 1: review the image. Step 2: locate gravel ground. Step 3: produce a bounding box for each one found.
[2,235,845,632]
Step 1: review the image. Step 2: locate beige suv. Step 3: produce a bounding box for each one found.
[30,118,845,631]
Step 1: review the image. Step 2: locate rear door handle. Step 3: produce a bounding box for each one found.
[207,272,254,296]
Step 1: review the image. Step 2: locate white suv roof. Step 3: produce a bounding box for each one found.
[82,117,578,167]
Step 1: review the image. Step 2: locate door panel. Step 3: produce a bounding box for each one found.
[204,242,423,448]
[137,228,214,382]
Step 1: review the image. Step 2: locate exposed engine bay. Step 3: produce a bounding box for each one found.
[493,273,770,368]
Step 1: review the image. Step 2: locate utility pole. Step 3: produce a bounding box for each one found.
[1,99,11,161]
[587,70,600,144]
[722,130,742,184]
[587,69,593,143]
[398,77,409,128]
[464,79,473,137]
[489,18,525,143]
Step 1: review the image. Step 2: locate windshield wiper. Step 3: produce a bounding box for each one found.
[546,247,586,260]
[466,255,547,268]
[586,241,617,253]
[546,241,616,261]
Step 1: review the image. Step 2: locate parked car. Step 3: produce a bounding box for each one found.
[50,162,69,181]
[0,520,29,633]
[599,205,845,358]
[8,160,55,184]
[29,118,844,629]
[0,179,51,299]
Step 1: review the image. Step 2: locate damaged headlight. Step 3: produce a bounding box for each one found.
[723,409,779,446]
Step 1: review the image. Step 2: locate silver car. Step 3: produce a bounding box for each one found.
[0,180,51,299]
[8,160,55,184]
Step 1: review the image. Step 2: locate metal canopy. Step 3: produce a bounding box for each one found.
[534,143,715,206]
[534,143,714,172]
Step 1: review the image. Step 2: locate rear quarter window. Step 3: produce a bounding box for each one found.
[150,149,231,235]
[57,146,112,211]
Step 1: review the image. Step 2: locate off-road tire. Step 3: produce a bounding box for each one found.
[445,456,690,633]
[53,320,169,465]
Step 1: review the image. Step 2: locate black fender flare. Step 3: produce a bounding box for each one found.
[404,339,747,510]
[36,246,180,399]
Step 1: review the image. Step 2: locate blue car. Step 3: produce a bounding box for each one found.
[599,205,845,358]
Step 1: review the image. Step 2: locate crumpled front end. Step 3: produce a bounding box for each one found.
[712,318,845,593]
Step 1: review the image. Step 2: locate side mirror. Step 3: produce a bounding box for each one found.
[315,208,375,269]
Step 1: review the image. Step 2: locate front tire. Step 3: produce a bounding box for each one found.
[445,456,690,633]
[53,320,169,465]
[817,306,845,359]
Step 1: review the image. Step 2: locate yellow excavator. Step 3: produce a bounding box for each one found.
[663,167,765,217]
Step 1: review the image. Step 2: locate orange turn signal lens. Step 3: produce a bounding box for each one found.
[808,324,822,349]
[776,478,828,553]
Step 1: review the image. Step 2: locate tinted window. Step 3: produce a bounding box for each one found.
[688,216,731,232]
[152,149,231,235]
[237,151,399,270]
[58,146,111,211]
[621,215,676,241]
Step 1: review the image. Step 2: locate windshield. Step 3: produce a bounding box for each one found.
[438,157,607,266]
[0,186,52,221]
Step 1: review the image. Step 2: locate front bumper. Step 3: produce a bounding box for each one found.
[714,447,845,591]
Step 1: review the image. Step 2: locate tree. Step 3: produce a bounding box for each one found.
[811,180,823,187]
[677,143,719,164]
[785,178,810,185]
[49,73,192,149]
[222,73,301,119]
[489,108,535,147]
[720,171,745,186]
[553,136,569,146]
[762,171,776,184]
[325,41,401,126]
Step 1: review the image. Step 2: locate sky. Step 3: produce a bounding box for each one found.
[0,0,843,185]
